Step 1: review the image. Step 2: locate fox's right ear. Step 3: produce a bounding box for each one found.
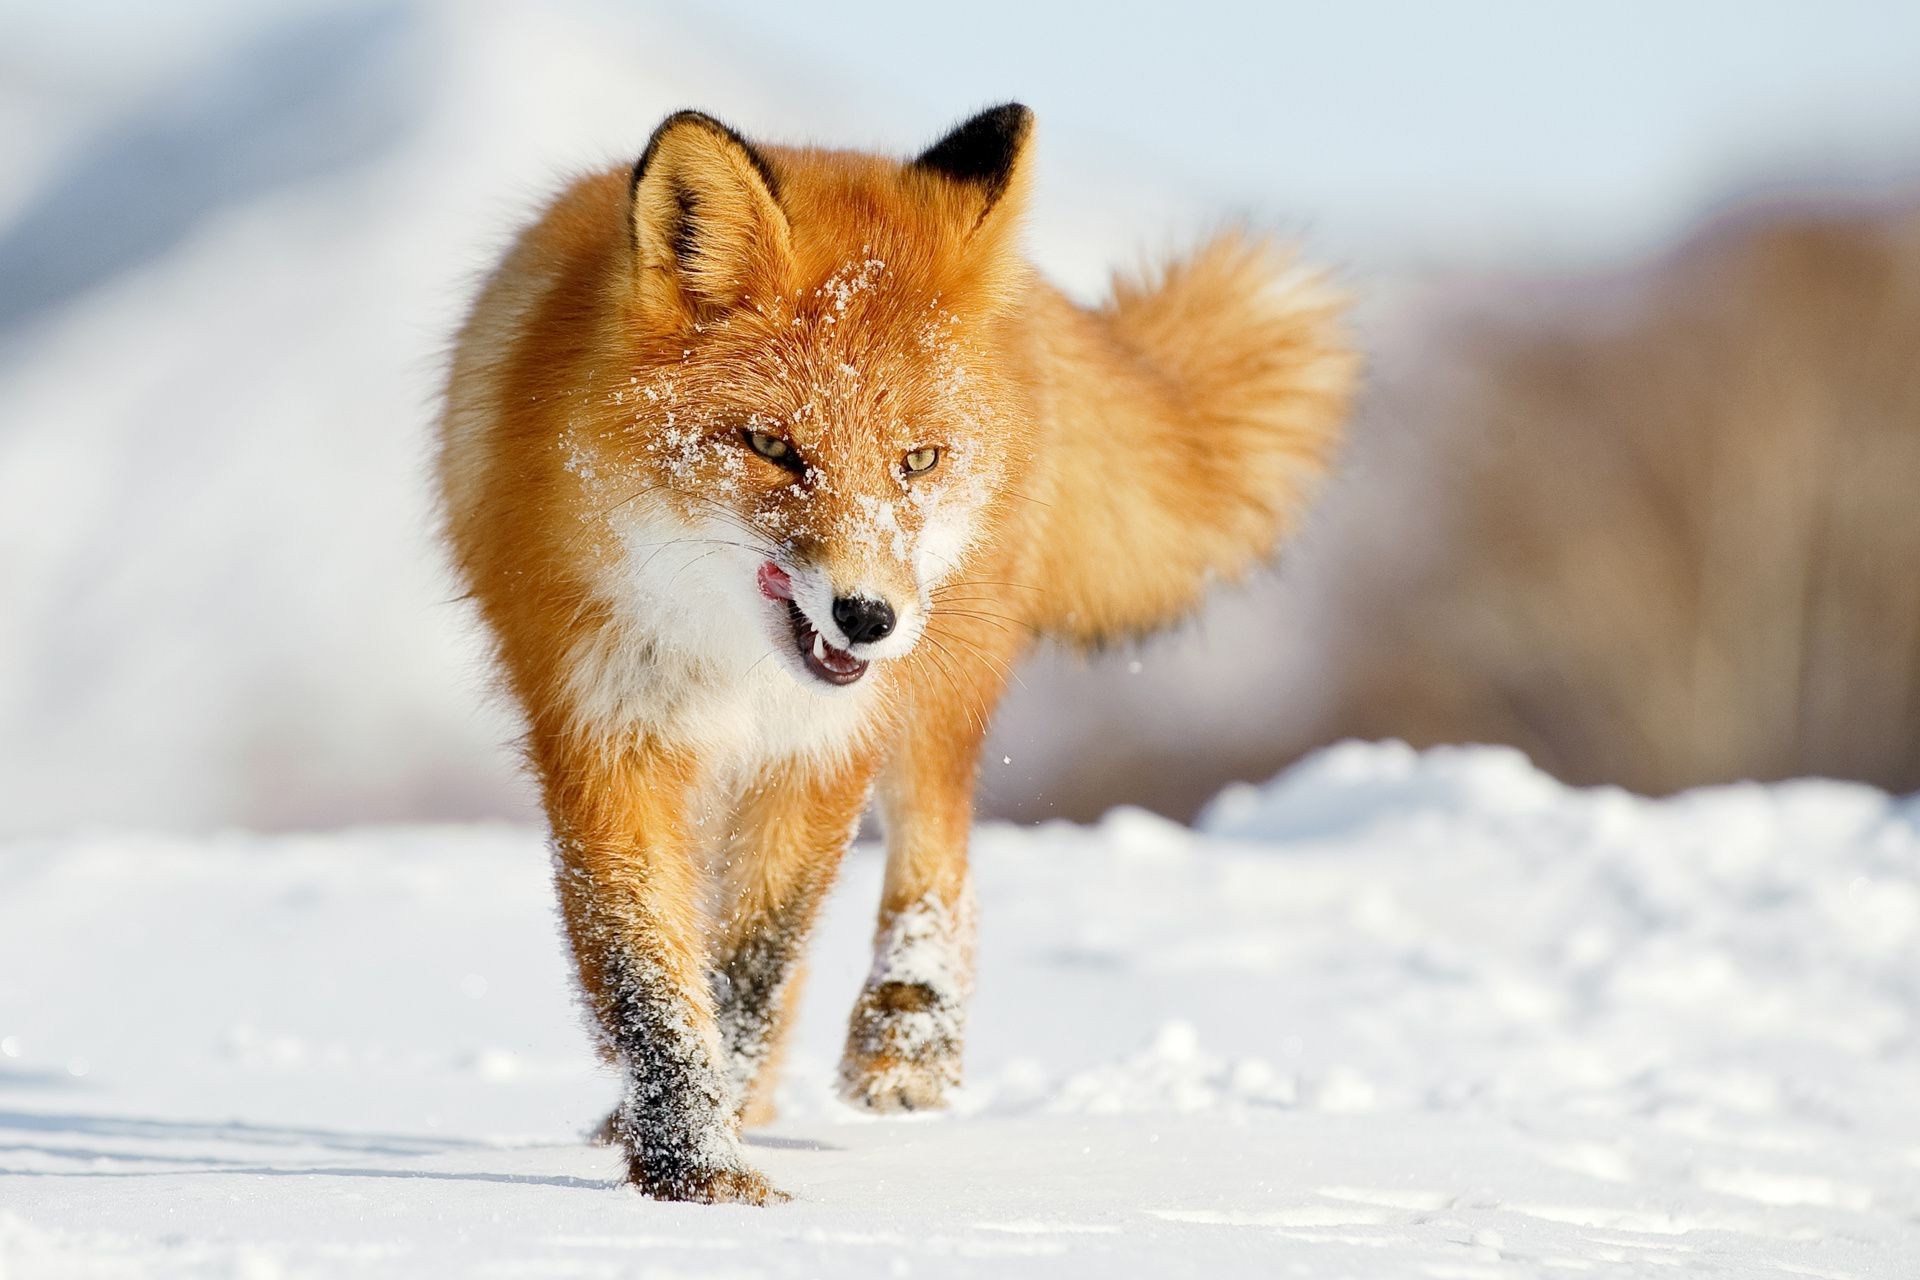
[629,110,791,320]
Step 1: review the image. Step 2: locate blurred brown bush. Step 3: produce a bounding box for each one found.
[1301,199,1920,796]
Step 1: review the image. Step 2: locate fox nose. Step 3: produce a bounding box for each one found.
[832,595,896,645]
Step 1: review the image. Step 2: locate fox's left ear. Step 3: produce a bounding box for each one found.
[912,103,1034,235]
[630,110,792,320]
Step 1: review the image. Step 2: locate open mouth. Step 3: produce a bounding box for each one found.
[784,599,869,686]
[758,561,869,687]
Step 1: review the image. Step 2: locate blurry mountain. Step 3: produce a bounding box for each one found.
[0,4,422,331]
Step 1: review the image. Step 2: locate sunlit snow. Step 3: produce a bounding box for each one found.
[2,743,1914,1276]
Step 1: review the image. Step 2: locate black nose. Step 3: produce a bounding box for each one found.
[832,595,896,645]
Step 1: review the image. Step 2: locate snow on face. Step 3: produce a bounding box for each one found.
[566,254,1004,662]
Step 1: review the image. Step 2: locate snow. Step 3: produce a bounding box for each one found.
[3,742,1915,1277]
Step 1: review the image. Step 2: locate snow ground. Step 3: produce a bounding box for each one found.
[2,742,1915,1277]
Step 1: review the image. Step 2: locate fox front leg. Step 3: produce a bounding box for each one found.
[839,617,1012,1111]
[710,755,877,1125]
[541,735,784,1205]
[840,883,976,1111]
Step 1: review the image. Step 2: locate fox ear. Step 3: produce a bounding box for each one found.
[630,110,791,318]
[912,103,1034,231]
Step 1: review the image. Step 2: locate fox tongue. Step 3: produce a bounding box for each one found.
[757,561,795,601]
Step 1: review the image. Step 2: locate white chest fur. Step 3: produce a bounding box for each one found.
[563,505,884,774]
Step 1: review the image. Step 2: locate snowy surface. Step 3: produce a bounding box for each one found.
[2,742,1915,1277]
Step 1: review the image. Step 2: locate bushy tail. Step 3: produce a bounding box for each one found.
[1032,231,1358,647]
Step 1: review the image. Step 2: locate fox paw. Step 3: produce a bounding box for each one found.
[837,980,963,1113]
[839,1054,956,1112]
[626,1153,789,1206]
[736,1086,779,1130]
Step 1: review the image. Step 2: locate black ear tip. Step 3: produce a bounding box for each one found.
[913,103,1035,195]
[635,110,720,186]
[631,109,781,202]
[975,102,1034,137]
[656,108,730,135]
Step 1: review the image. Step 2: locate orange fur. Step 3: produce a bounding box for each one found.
[438,105,1354,1203]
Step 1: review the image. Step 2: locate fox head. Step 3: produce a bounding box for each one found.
[569,105,1037,693]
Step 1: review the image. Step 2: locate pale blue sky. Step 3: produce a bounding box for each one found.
[687,0,1920,261]
[10,0,1920,269]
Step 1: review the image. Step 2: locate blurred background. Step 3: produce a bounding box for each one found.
[4,0,1918,835]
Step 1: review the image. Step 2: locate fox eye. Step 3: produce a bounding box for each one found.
[743,429,803,472]
[903,446,941,476]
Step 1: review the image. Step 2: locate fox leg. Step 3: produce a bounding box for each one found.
[539,732,782,1206]
[839,619,1015,1112]
[711,752,879,1126]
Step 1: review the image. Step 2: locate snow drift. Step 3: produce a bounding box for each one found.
[1,743,1914,1276]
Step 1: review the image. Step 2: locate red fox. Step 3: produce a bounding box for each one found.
[438,104,1354,1203]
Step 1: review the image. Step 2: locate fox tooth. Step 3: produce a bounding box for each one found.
[812,632,826,661]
